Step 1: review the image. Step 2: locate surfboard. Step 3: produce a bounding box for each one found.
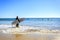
[12,18,25,25]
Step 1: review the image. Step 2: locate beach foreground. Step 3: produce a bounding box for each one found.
[0,32,60,40]
[0,27,60,40]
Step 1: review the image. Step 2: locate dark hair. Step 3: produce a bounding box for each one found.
[16,16,18,20]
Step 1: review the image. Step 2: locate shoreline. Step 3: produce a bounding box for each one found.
[0,24,60,34]
[0,27,60,34]
[0,25,60,40]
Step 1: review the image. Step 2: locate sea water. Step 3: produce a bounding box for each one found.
[0,18,60,30]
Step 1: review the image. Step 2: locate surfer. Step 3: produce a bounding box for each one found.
[12,16,25,28]
[16,16,19,27]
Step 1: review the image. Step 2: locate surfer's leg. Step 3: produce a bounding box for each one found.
[16,23,19,27]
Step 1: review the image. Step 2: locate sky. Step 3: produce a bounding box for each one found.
[0,0,60,18]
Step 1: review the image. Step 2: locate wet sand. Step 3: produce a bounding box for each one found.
[0,32,60,40]
[0,27,60,40]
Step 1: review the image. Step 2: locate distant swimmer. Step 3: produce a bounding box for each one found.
[12,16,25,28]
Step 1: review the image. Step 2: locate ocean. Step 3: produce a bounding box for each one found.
[0,18,60,40]
[0,18,60,30]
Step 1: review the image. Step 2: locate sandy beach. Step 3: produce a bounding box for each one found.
[0,32,60,40]
[0,27,60,40]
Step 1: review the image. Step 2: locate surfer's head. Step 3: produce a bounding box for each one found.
[16,16,19,20]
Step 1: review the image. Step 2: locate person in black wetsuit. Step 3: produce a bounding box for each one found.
[16,16,19,27]
[12,16,25,28]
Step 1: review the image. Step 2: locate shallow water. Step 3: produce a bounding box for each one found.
[0,18,60,30]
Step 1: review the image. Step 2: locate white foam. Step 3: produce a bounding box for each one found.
[0,24,60,34]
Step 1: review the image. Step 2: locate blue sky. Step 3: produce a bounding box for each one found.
[0,0,60,18]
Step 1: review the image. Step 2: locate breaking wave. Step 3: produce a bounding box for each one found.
[0,24,60,34]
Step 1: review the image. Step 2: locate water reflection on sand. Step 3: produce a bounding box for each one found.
[0,32,60,40]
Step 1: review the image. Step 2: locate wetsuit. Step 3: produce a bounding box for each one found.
[16,16,19,27]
